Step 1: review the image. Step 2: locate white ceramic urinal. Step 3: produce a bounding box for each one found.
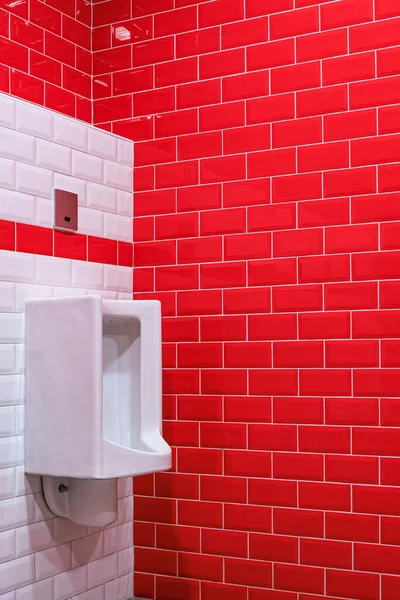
[25,296,171,526]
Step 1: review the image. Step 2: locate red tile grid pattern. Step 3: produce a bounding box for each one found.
[99,1,400,599]
[0,0,92,120]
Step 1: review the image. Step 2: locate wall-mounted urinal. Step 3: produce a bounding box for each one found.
[25,296,171,526]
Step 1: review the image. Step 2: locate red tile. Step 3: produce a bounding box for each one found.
[225,558,272,588]
[300,538,352,569]
[88,236,117,265]
[274,564,324,595]
[163,369,200,394]
[16,224,52,256]
[156,161,198,189]
[135,547,177,576]
[379,164,400,193]
[178,237,222,265]
[222,16,268,50]
[93,46,132,76]
[298,141,349,173]
[350,17,400,53]
[156,577,199,600]
[178,184,221,212]
[225,233,271,261]
[30,0,61,33]
[178,499,222,526]
[134,574,154,599]
[271,61,320,94]
[247,93,295,126]
[63,15,90,49]
[321,0,373,29]
[326,569,379,600]
[200,101,244,132]
[199,0,244,28]
[178,79,221,110]
[248,315,296,342]
[134,240,175,267]
[201,315,246,342]
[224,504,271,533]
[250,532,298,564]
[248,148,296,179]
[202,582,246,600]
[178,395,222,421]
[177,27,220,59]
[299,312,350,339]
[353,250,400,281]
[10,70,44,105]
[274,453,323,482]
[226,451,271,478]
[326,340,379,368]
[274,228,322,258]
[225,342,272,368]
[134,496,176,524]
[54,231,86,261]
[154,6,197,37]
[9,15,43,51]
[248,204,296,232]
[326,224,378,254]
[177,290,222,316]
[350,75,400,111]
[118,242,133,267]
[201,475,246,503]
[325,512,379,543]
[274,397,323,426]
[325,397,379,426]
[273,341,323,368]
[163,318,198,342]
[354,369,400,397]
[297,28,347,62]
[300,370,351,397]
[113,117,153,142]
[324,108,377,142]
[155,472,199,500]
[135,138,176,167]
[133,37,175,68]
[378,46,400,77]
[247,39,294,72]
[93,0,129,25]
[325,455,379,485]
[201,369,248,395]
[156,109,198,139]
[298,198,349,228]
[201,49,245,83]
[299,481,351,511]
[224,178,270,208]
[178,553,223,582]
[299,254,350,284]
[45,84,75,118]
[223,288,271,314]
[113,66,153,95]
[223,71,269,103]
[177,343,221,368]
[156,57,198,87]
[273,285,322,313]
[178,132,222,161]
[45,31,75,67]
[201,208,246,236]
[323,52,376,86]
[273,117,322,148]
[271,7,318,40]
[156,524,199,552]
[224,124,270,154]
[132,0,173,17]
[0,0,28,18]
[246,0,293,18]
[202,529,247,558]
[273,173,322,204]
[249,371,299,397]
[0,220,15,251]
[0,37,28,71]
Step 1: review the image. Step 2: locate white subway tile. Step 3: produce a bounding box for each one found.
[0,435,23,468]
[0,406,14,436]
[16,520,54,558]
[54,565,87,600]
[14,405,24,435]
[0,556,34,595]
[72,261,103,290]
[0,494,35,532]
[87,553,118,589]
[72,585,104,600]
[0,345,15,374]
[71,532,103,568]
[16,102,53,141]
[117,478,131,499]
[0,95,16,129]
[54,116,87,152]
[88,129,117,162]
[0,314,24,343]
[78,207,104,237]
[0,157,15,190]
[117,190,132,217]
[118,547,133,577]
[118,139,133,167]
[15,469,41,498]
[36,140,71,175]
[87,183,117,214]
[104,266,132,293]
[15,345,24,375]
[0,376,24,406]
[86,290,117,300]
[117,496,133,525]
[0,252,35,284]
[0,530,15,563]
[104,524,132,556]
[116,292,133,301]
[36,543,72,581]
[0,189,35,224]
[35,198,54,228]
[0,468,15,501]
[16,284,53,312]
[54,519,87,545]
[104,162,132,192]
[0,128,35,165]
[0,591,15,600]
[0,283,16,312]
[72,152,103,184]
[16,163,53,199]
[16,577,54,600]
[104,214,132,242]
[36,256,72,287]
[54,174,86,207]
[53,287,86,298]
[104,573,133,600]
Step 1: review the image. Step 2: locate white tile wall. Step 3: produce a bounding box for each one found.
[0,93,134,600]
[0,92,133,240]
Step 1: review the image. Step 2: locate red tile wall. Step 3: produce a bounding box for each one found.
[100,1,400,598]
[0,0,91,121]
